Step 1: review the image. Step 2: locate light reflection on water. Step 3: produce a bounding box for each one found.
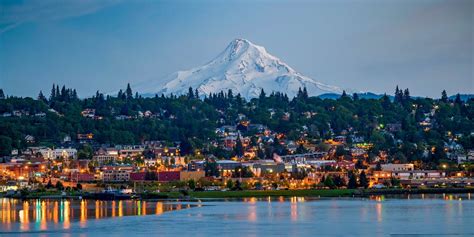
[0,198,193,232]
[0,193,473,236]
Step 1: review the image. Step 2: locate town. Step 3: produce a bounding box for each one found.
[0,86,473,198]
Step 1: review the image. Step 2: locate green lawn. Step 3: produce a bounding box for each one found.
[186,189,356,199]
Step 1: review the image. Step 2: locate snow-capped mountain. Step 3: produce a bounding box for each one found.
[139,39,344,99]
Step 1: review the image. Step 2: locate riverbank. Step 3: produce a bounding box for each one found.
[2,187,473,200]
[360,187,474,196]
[185,189,355,199]
[179,187,474,199]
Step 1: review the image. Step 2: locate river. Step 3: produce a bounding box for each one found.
[1,193,473,236]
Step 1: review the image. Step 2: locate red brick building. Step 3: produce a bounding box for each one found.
[158,171,180,182]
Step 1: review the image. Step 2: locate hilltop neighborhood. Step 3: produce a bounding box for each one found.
[0,85,473,196]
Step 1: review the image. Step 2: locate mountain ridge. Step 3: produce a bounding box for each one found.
[136,39,347,99]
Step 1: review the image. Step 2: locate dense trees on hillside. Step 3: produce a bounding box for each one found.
[0,85,472,166]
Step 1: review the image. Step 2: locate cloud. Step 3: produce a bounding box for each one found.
[0,0,120,34]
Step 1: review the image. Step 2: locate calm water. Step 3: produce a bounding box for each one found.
[1,194,473,236]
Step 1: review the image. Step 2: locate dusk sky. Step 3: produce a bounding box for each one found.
[0,0,472,98]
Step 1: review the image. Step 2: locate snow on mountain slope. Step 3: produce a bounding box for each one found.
[138,39,344,99]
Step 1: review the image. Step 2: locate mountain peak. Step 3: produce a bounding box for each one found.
[138,39,345,99]
[217,38,271,64]
[227,38,251,56]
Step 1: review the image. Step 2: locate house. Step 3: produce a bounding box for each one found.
[371,171,393,184]
[13,110,23,117]
[101,165,134,182]
[144,158,161,167]
[1,112,12,117]
[143,110,153,117]
[251,160,285,177]
[77,133,94,143]
[248,124,267,133]
[62,135,72,143]
[187,160,206,171]
[351,148,367,157]
[392,170,446,180]
[52,148,77,160]
[222,135,239,149]
[152,147,179,157]
[333,136,347,144]
[34,112,46,118]
[37,148,53,159]
[81,109,96,118]
[118,145,145,159]
[93,150,118,165]
[115,115,132,120]
[467,150,474,161]
[217,160,242,172]
[215,125,236,137]
[375,163,414,172]
[24,135,35,144]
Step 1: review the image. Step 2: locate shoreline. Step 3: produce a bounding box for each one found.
[2,188,473,200]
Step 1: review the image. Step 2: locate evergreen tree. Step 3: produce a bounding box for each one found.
[348,172,357,189]
[441,90,448,103]
[0,89,4,99]
[188,179,196,190]
[50,84,56,100]
[194,89,199,99]
[324,175,336,189]
[352,93,359,101]
[302,87,308,99]
[454,93,462,105]
[381,93,391,109]
[403,88,410,101]
[55,181,64,190]
[296,144,307,154]
[375,162,382,171]
[72,89,78,99]
[204,159,219,177]
[125,83,133,100]
[0,136,12,156]
[259,89,266,100]
[226,179,234,189]
[257,147,265,159]
[38,90,47,103]
[234,135,244,157]
[359,171,369,188]
[46,180,53,189]
[55,85,60,100]
[188,87,194,99]
[180,138,193,155]
[61,85,66,101]
[341,90,347,98]
[394,86,403,104]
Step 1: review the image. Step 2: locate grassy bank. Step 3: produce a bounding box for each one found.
[3,187,473,200]
[186,189,356,199]
[360,187,474,196]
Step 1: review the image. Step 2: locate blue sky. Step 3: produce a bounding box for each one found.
[0,0,472,98]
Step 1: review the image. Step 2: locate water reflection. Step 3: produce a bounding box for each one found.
[0,198,194,231]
